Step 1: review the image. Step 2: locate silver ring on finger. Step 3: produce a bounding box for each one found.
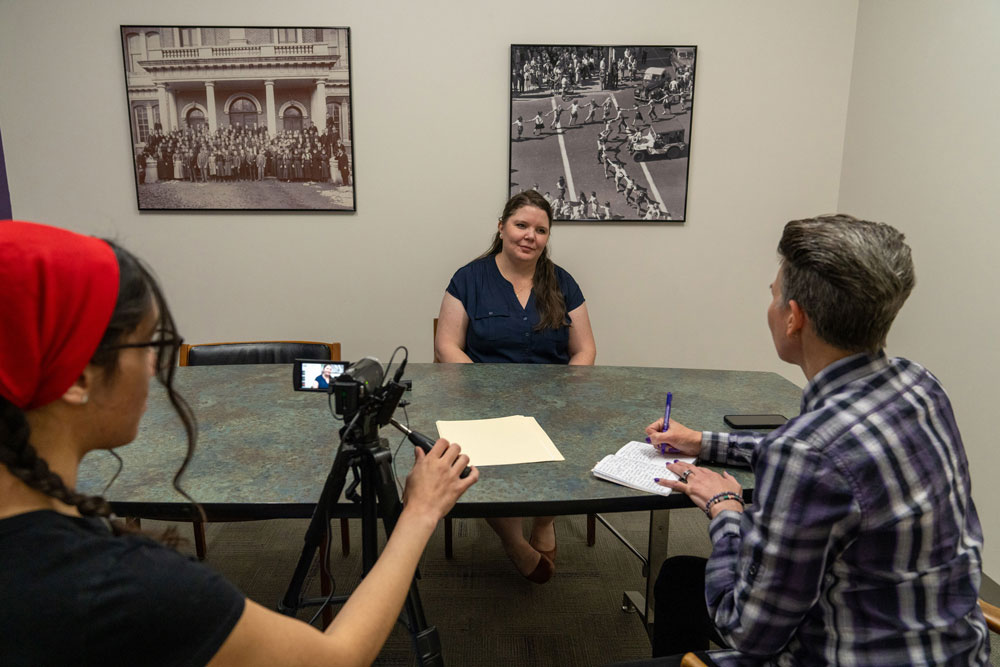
[680,469,693,482]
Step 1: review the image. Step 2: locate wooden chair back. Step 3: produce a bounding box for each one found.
[433,318,440,363]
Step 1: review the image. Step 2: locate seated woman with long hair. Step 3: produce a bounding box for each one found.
[0,220,478,666]
[435,191,597,583]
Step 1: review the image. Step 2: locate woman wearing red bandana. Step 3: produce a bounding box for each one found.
[0,220,478,666]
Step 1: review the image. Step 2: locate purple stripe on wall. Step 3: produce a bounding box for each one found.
[0,128,11,219]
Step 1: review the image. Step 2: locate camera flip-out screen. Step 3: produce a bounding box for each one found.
[293,359,349,392]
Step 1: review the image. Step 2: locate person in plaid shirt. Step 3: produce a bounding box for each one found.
[628,215,990,666]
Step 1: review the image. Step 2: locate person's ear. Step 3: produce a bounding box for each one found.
[497,218,504,235]
[787,300,807,337]
[61,365,99,406]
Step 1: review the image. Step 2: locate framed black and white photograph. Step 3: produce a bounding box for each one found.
[510,45,696,222]
[121,26,355,211]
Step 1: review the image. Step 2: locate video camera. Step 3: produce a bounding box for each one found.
[292,353,465,474]
[329,357,407,426]
[294,356,406,440]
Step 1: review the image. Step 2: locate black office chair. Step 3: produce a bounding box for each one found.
[178,340,340,367]
[175,340,346,560]
[432,319,599,557]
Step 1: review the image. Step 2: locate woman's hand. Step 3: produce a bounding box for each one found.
[644,418,703,457]
[657,461,743,519]
[402,438,478,523]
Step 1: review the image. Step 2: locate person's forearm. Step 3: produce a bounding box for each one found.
[568,348,596,365]
[323,507,438,664]
[436,344,474,363]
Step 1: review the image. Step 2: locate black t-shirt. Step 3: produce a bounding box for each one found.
[0,510,245,666]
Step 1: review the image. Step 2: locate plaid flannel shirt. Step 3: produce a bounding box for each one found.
[698,352,989,666]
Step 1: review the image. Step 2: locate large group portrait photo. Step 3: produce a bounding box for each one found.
[122,26,356,211]
[509,45,696,222]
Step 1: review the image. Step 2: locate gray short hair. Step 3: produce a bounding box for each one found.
[778,215,915,354]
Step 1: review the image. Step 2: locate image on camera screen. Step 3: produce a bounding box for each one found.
[301,361,347,391]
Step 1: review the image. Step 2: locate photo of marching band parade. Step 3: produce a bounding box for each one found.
[509,45,696,222]
[121,26,354,211]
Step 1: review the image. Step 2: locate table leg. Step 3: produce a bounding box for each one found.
[622,509,670,639]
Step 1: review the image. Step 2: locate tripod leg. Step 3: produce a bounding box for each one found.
[319,531,333,628]
[370,448,445,666]
[406,583,444,666]
[359,453,381,574]
[279,442,355,617]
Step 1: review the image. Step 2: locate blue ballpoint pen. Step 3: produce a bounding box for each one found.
[660,392,678,453]
[662,392,672,434]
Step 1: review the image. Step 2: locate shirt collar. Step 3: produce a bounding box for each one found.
[800,350,889,413]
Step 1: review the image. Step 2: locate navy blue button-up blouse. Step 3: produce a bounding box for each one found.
[446,256,585,364]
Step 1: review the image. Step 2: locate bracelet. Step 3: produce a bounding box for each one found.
[703,492,745,518]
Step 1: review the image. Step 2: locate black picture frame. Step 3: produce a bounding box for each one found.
[121,25,356,212]
[509,45,696,222]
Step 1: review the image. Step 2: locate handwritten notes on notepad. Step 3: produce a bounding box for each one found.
[592,441,696,496]
[435,415,564,467]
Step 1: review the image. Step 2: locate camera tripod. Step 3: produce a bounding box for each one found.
[278,409,444,666]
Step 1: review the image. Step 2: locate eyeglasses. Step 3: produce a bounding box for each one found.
[105,335,184,372]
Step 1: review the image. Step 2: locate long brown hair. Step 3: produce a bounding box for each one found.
[477,191,568,330]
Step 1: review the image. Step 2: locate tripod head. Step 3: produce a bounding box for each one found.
[331,355,471,479]
[332,357,407,446]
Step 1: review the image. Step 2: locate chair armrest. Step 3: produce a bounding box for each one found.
[981,597,1000,634]
[680,653,709,667]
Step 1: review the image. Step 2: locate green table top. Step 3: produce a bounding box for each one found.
[77,363,802,520]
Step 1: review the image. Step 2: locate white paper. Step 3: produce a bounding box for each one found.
[591,441,696,496]
[435,415,564,466]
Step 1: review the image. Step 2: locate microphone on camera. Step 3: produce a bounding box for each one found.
[392,358,407,384]
[388,418,472,479]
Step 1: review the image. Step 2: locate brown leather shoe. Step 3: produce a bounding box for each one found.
[524,554,555,584]
[530,524,557,562]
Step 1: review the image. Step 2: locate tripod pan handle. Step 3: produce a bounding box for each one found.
[408,431,473,479]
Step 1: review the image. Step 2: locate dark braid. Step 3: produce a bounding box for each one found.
[0,396,113,518]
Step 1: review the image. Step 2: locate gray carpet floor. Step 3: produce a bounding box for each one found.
[148,509,999,666]
[147,509,712,666]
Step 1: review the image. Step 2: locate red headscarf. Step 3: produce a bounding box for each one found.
[0,220,120,410]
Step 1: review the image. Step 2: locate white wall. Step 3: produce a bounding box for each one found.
[0,0,857,382]
[5,0,994,589]
[839,0,1000,575]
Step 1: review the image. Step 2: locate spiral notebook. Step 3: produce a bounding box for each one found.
[592,441,696,496]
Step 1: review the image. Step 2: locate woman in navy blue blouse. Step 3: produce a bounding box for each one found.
[435,191,596,582]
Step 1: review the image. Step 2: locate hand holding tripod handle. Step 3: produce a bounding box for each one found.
[389,418,473,479]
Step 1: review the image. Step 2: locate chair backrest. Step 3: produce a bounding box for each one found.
[433,318,440,363]
[179,341,341,367]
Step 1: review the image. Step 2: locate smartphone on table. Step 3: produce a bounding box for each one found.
[723,414,787,430]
